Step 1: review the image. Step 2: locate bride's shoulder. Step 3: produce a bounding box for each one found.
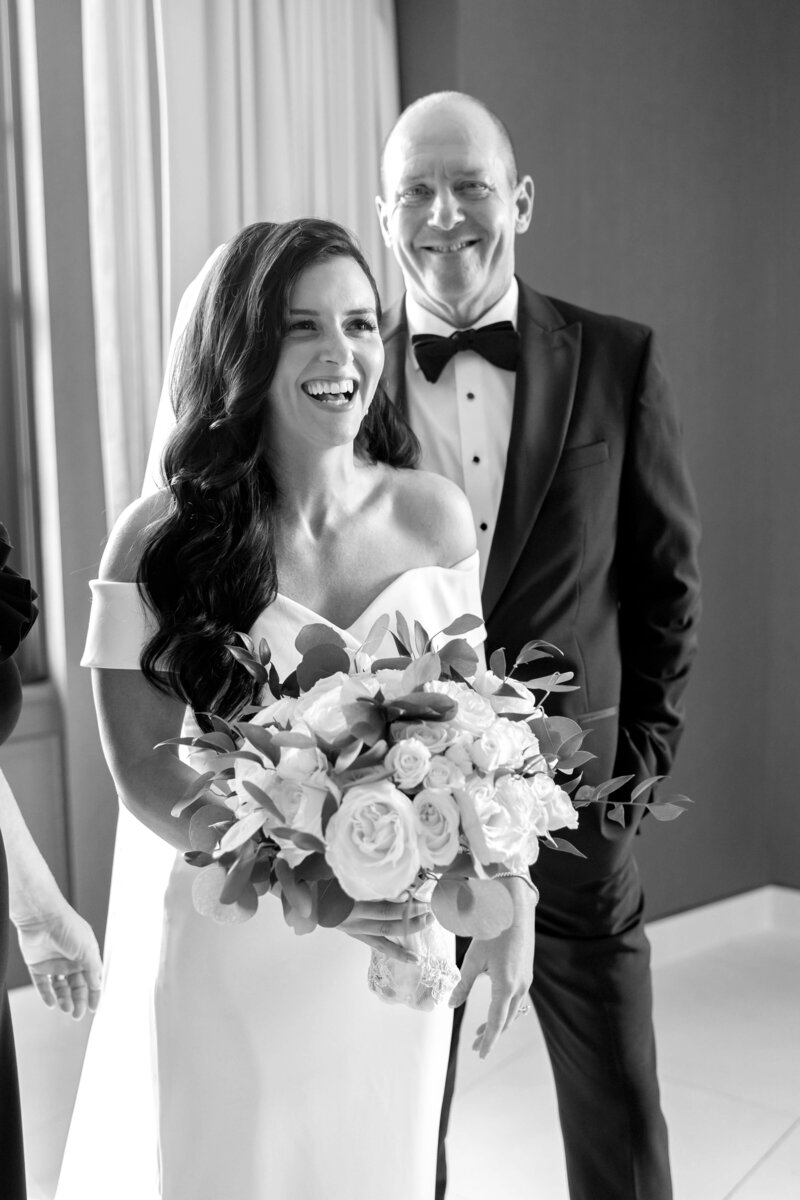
[98,490,172,583]
[388,468,476,567]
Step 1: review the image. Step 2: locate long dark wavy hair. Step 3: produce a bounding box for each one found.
[138,218,419,721]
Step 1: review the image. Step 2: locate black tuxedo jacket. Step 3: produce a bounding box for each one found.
[380,280,701,874]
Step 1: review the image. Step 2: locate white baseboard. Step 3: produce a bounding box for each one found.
[646,885,800,968]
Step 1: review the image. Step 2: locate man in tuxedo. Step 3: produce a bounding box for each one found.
[375,91,701,1200]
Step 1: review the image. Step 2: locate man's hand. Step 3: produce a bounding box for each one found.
[449,875,537,1058]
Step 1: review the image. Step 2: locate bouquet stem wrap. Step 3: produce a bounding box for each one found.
[366,879,460,1012]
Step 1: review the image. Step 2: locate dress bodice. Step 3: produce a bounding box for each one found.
[81,552,484,678]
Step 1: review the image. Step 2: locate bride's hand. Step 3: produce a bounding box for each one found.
[339,898,434,962]
[16,902,103,1019]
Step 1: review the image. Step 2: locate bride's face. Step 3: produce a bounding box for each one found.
[266,256,385,451]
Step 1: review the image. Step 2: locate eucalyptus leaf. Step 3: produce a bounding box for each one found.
[219,809,268,853]
[413,619,431,657]
[630,775,666,801]
[544,836,587,858]
[189,803,234,852]
[219,843,258,904]
[237,723,280,764]
[335,739,365,772]
[257,637,272,666]
[439,613,483,637]
[438,638,479,678]
[489,648,507,678]
[358,613,391,659]
[401,651,441,692]
[514,638,563,667]
[170,770,218,818]
[296,643,351,692]
[227,644,268,683]
[295,622,347,654]
[371,655,413,672]
[191,863,257,923]
[315,877,355,927]
[593,774,635,799]
[183,849,214,867]
[294,851,334,883]
[274,858,314,919]
[431,877,513,938]
[395,612,413,657]
[320,792,338,835]
[607,803,627,826]
[386,693,457,721]
[557,750,597,771]
[241,780,284,822]
[270,730,318,748]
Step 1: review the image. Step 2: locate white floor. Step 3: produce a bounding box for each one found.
[9,886,800,1200]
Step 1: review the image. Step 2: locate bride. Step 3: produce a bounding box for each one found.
[56,219,531,1200]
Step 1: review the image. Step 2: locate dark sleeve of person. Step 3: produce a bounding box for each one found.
[613,331,701,787]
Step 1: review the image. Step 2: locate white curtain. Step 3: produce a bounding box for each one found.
[83,0,401,524]
[82,0,163,525]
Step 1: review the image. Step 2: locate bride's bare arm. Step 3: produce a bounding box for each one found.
[92,668,204,850]
[90,492,210,850]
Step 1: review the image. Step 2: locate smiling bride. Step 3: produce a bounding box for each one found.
[53,219,527,1200]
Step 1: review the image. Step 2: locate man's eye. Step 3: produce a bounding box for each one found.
[398,186,431,205]
[457,181,492,198]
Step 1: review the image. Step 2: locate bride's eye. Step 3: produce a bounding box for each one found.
[285,319,316,334]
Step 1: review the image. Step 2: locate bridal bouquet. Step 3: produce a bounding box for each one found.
[165,613,689,1010]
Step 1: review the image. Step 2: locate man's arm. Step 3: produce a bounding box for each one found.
[615,330,702,786]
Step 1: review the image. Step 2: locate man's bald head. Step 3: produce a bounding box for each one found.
[381,92,519,194]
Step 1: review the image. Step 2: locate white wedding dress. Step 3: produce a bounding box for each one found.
[56,554,483,1200]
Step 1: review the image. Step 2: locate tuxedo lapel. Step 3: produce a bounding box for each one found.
[379,288,583,622]
[481,283,582,620]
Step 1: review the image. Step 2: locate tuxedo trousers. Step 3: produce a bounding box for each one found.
[436,852,672,1200]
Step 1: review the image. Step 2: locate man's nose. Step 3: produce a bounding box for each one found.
[427,188,465,231]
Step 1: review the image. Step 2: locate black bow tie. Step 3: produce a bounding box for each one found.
[411,320,520,383]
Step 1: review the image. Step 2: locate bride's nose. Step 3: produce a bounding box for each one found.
[319,326,353,365]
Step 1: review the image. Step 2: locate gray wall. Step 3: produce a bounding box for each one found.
[395,0,800,918]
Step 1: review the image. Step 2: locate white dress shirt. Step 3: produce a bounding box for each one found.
[403,280,519,585]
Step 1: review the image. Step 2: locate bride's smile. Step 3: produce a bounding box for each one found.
[266,256,385,448]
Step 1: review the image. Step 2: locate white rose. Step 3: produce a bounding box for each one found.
[472,668,541,716]
[427,680,496,736]
[424,754,466,791]
[528,772,579,832]
[267,776,328,867]
[444,740,473,775]
[325,780,421,900]
[276,743,329,782]
[372,668,408,701]
[469,722,520,772]
[385,738,432,789]
[292,672,351,745]
[390,720,455,754]
[457,774,543,869]
[233,754,277,806]
[413,788,461,868]
[252,696,297,727]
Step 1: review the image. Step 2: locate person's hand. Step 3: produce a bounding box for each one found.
[448,875,537,1058]
[339,897,434,962]
[16,903,103,1019]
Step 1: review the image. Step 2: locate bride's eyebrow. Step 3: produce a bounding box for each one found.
[288,306,377,317]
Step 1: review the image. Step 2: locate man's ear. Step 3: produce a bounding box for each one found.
[375,195,393,248]
[515,176,535,234]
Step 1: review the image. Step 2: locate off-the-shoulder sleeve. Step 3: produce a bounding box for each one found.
[81,581,158,670]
